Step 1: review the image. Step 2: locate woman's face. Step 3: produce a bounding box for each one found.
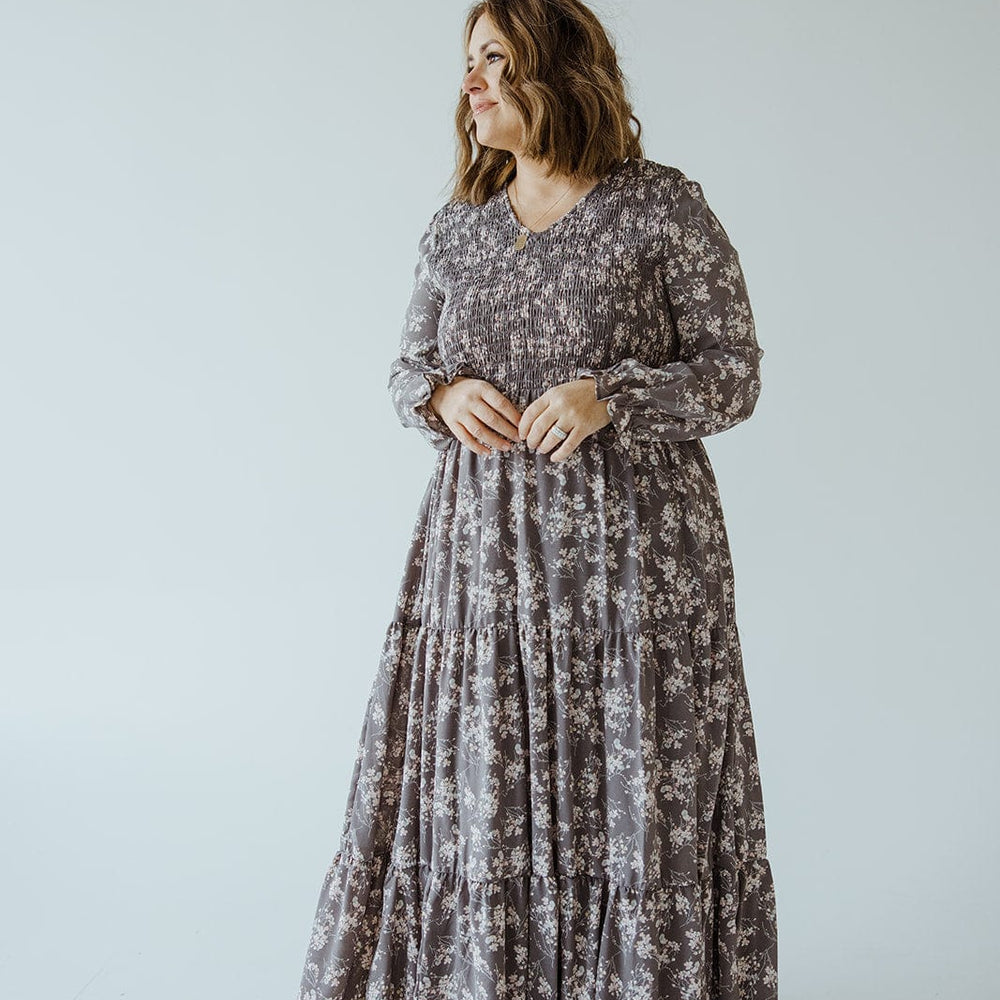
[463,14,522,154]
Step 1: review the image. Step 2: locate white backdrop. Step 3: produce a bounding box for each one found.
[1,1,997,997]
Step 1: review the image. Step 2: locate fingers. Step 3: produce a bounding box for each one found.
[463,383,522,448]
[520,406,574,461]
[453,423,495,456]
[538,421,583,462]
[461,410,517,453]
[439,379,588,460]
[434,378,519,455]
[472,407,521,447]
[479,385,524,436]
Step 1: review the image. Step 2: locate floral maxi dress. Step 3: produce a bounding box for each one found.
[298,156,778,1000]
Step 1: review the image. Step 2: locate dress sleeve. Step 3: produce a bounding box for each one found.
[574,171,764,443]
[387,209,471,452]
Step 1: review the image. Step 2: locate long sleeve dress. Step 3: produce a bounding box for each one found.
[298,156,778,1000]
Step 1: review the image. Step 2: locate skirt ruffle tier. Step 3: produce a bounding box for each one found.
[298,618,778,1000]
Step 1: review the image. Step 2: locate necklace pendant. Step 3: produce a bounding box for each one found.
[514,228,528,251]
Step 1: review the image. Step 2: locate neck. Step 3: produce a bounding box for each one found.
[508,155,596,203]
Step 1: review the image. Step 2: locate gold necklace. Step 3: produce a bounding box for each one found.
[509,177,576,251]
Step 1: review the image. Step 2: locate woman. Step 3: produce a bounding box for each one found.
[298,1,777,998]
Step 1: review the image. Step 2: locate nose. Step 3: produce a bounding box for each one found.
[463,66,486,96]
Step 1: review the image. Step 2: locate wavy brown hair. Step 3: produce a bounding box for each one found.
[451,0,644,204]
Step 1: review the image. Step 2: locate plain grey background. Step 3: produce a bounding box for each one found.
[2,1,997,997]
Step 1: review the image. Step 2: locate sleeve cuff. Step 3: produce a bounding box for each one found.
[574,366,635,438]
[413,362,479,439]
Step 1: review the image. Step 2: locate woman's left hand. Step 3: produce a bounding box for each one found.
[518,377,612,462]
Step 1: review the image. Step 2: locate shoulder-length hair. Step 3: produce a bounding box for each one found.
[451,0,644,204]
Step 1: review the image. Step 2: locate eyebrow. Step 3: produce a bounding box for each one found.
[467,39,502,62]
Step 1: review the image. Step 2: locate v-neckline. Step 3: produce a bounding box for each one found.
[502,157,630,239]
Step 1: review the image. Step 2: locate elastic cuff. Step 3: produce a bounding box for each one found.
[575,368,634,440]
[415,362,479,437]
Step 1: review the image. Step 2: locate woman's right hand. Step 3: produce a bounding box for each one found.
[429,376,523,456]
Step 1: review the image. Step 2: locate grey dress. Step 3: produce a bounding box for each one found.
[298,156,778,1000]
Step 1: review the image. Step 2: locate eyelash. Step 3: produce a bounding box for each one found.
[467,52,504,71]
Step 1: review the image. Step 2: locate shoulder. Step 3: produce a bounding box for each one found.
[417,193,488,250]
[626,156,683,192]
[411,198,465,272]
[428,192,493,239]
[627,158,739,249]
[624,157,709,213]
[418,199,455,245]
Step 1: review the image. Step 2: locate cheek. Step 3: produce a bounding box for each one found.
[496,103,518,128]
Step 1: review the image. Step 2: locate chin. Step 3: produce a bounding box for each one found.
[475,129,509,151]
